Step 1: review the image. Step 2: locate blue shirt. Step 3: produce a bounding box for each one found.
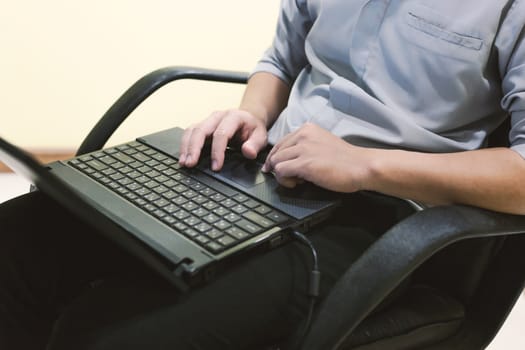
[253,0,525,158]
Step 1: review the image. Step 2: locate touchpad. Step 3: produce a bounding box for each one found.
[218,152,268,188]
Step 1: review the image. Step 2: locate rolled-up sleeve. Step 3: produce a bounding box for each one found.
[497,0,525,158]
[252,0,313,85]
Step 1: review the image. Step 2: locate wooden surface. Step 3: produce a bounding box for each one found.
[0,151,75,172]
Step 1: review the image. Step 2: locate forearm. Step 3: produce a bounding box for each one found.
[239,72,290,128]
[363,147,525,215]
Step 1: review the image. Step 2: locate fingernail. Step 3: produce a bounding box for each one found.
[179,154,186,164]
[212,160,218,171]
[261,163,268,172]
[186,155,192,164]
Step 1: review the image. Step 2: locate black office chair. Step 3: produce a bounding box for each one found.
[76,66,525,350]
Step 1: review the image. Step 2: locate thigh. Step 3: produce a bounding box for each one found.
[48,219,380,350]
[0,191,147,350]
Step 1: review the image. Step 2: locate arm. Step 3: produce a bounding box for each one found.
[263,123,525,215]
[365,147,525,215]
[238,72,290,129]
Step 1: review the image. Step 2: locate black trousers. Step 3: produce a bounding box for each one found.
[0,191,413,350]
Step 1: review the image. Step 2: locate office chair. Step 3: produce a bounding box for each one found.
[76,66,525,349]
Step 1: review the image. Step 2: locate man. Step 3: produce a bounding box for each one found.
[1,0,524,349]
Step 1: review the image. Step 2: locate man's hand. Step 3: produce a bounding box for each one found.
[179,72,289,172]
[262,123,371,192]
[179,109,268,171]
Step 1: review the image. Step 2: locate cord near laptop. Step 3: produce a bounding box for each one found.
[286,229,321,350]
[223,137,322,349]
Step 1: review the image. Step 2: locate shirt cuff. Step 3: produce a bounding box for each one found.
[251,61,292,86]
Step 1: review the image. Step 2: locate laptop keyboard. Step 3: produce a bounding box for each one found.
[68,141,289,254]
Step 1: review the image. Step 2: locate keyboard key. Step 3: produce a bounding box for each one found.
[164,204,178,214]
[233,194,249,202]
[153,198,170,208]
[194,235,210,245]
[266,211,288,224]
[132,153,151,162]
[162,168,177,176]
[174,184,188,193]
[172,196,188,206]
[144,181,160,189]
[162,191,177,200]
[135,175,150,184]
[214,220,231,230]
[145,159,160,167]
[195,223,212,233]
[236,219,261,235]
[163,216,177,225]
[182,201,198,211]
[153,209,166,218]
[204,229,223,239]
[224,213,241,223]
[183,228,199,238]
[242,211,274,228]
[184,216,201,226]
[202,201,219,210]
[192,195,208,205]
[153,185,169,194]
[244,200,260,209]
[99,156,117,165]
[226,227,250,240]
[218,235,236,247]
[203,214,220,224]
[255,205,272,215]
[144,193,160,202]
[174,210,190,220]
[213,207,229,216]
[86,160,107,171]
[192,208,208,217]
[210,193,226,202]
[113,152,135,164]
[222,199,237,208]
[200,188,215,196]
[231,204,248,214]
[206,241,224,253]
[119,166,134,174]
[173,222,188,232]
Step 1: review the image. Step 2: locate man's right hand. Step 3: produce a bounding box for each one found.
[179,109,268,171]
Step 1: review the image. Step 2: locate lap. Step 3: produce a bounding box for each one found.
[0,191,412,350]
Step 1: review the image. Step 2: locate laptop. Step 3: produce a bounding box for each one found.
[0,127,341,291]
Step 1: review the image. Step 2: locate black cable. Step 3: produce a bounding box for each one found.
[289,230,321,350]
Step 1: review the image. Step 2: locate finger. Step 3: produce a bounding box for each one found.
[262,127,305,172]
[210,114,243,171]
[181,112,224,167]
[273,158,303,188]
[179,127,195,165]
[263,136,300,173]
[277,176,301,188]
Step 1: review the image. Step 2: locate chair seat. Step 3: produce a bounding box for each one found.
[344,285,465,350]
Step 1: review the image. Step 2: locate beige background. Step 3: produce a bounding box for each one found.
[0,1,280,151]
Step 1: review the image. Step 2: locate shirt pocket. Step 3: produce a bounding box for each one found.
[401,4,485,59]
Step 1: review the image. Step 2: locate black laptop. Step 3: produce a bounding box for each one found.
[0,127,341,291]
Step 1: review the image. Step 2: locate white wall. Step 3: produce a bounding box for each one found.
[0,1,280,150]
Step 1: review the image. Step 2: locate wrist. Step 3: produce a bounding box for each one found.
[238,103,271,128]
[355,148,392,193]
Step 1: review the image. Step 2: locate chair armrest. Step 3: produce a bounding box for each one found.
[76,66,249,155]
[302,205,525,350]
